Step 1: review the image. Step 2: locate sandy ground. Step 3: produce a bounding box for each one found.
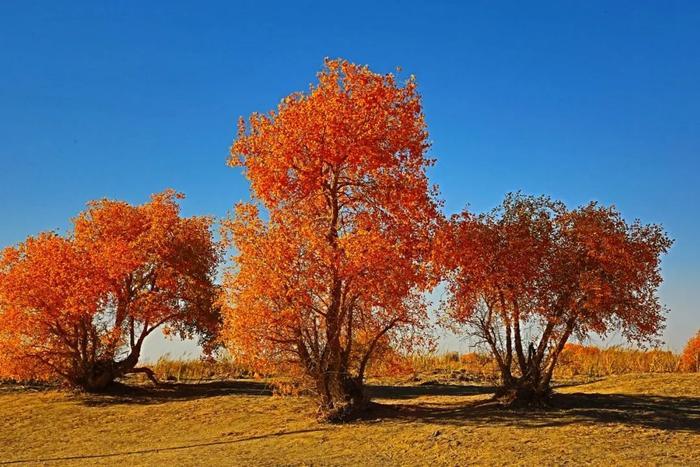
[1,373,698,466]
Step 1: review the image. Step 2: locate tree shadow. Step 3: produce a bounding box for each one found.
[74,379,700,433]
[363,388,700,433]
[367,383,497,400]
[551,378,604,389]
[79,380,273,407]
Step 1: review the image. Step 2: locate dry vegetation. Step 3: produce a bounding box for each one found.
[0,372,698,466]
[141,346,688,386]
[149,355,253,383]
[406,346,683,384]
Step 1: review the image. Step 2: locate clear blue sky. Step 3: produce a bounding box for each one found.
[1,1,698,358]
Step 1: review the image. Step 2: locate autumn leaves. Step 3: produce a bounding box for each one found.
[435,194,672,405]
[0,191,220,390]
[221,59,670,417]
[222,59,439,421]
[0,59,672,421]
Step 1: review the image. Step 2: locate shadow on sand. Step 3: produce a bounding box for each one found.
[364,387,700,433]
[367,382,497,399]
[74,379,700,433]
[79,380,272,407]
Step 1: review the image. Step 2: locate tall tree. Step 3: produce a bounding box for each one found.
[221,59,439,421]
[0,191,220,390]
[435,193,672,405]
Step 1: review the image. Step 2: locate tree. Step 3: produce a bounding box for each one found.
[434,193,672,405]
[680,330,700,372]
[221,59,439,421]
[0,190,220,391]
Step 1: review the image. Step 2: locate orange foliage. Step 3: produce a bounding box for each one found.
[680,330,700,372]
[563,343,601,358]
[434,193,672,399]
[0,191,220,389]
[220,59,439,420]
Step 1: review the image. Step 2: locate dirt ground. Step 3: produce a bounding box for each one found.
[1,373,698,466]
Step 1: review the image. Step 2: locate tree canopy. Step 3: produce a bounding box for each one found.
[220,59,440,420]
[0,190,220,390]
[434,193,672,404]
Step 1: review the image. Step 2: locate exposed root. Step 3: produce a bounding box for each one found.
[492,385,552,408]
[316,389,369,423]
[128,367,160,386]
[317,399,368,423]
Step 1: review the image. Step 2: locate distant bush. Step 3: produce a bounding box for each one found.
[680,330,700,372]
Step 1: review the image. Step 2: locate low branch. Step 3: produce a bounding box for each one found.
[127,367,160,386]
[357,317,400,380]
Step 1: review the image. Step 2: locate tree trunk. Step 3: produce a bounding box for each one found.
[70,342,158,392]
[494,347,551,408]
[75,360,117,392]
[315,371,367,422]
[494,378,552,407]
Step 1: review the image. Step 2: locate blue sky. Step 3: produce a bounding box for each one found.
[1,1,698,358]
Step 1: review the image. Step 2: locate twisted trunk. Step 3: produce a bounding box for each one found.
[67,320,159,392]
[315,370,367,422]
[310,165,367,421]
[71,341,159,392]
[493,313,577,407]
[494,354,552,407]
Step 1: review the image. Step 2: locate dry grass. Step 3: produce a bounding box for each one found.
[118,345,692,388]
[555,345,681,377]
[404,346,685,385]
[1,373,698,466]
[149,355,253,383]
